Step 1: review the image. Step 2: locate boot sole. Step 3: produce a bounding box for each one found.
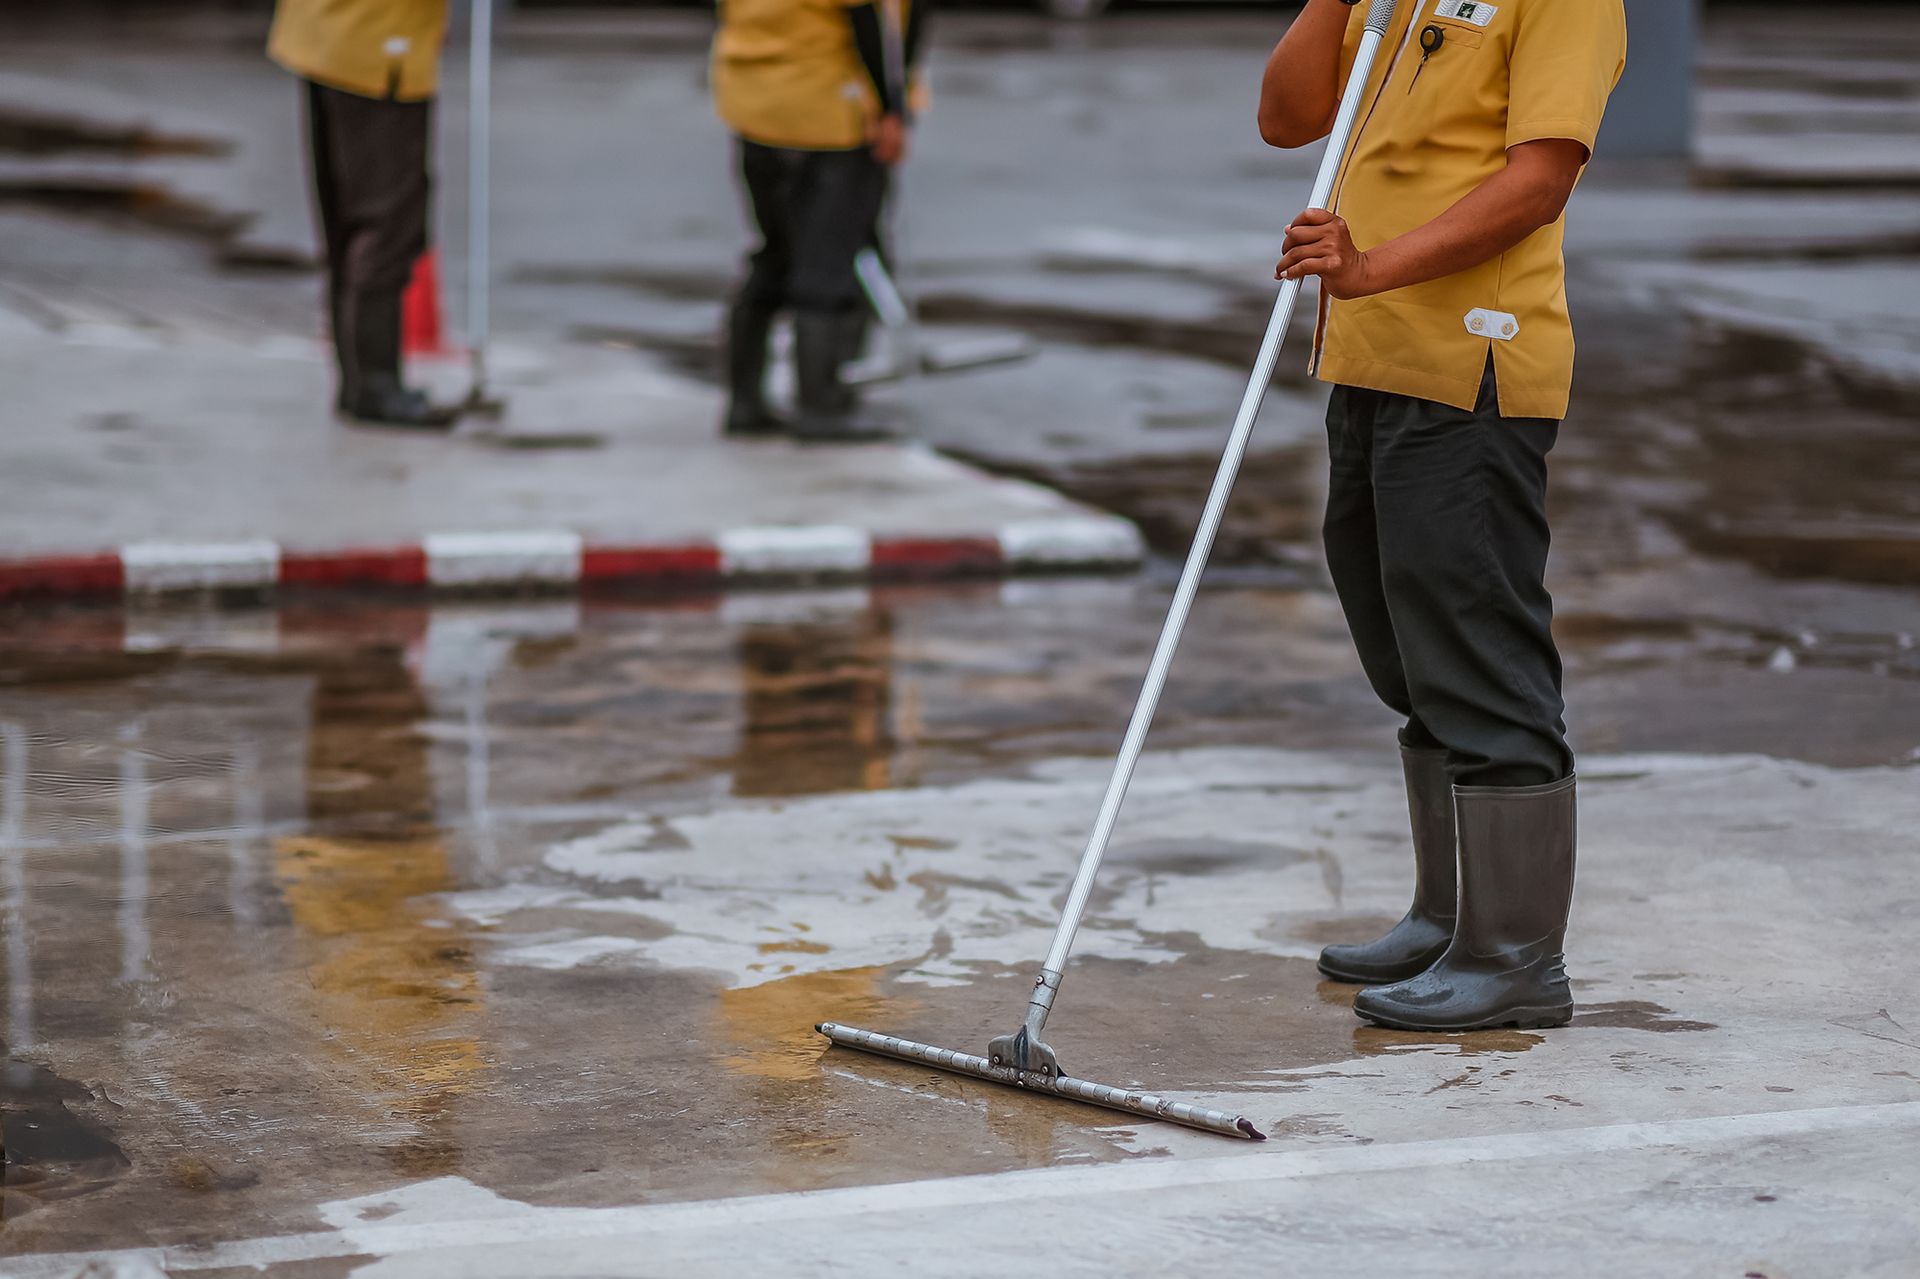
[1356,1003,1573,1033]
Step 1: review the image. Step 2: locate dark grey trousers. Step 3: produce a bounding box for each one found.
[304,81,432,393]
[1323,363,1574,788]
[734,138,888,315]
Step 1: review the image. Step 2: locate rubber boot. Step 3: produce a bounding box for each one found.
[337,289,458,431]
[1353,775,1577,1032]
[1317,746,1455,984]
[722,295,787,438]
[792,309,891,444]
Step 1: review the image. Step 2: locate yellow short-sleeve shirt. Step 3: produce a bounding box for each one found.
[714,0,905,152]
[1313,0,1627,421]
[268,0,448,102]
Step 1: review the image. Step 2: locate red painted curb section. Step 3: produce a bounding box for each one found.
[0,554,125,601]
[872,536,1004,580]
[581,544,724,584]
[281,547,430,589]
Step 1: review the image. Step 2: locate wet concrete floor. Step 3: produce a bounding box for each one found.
[0,572,1915,1266]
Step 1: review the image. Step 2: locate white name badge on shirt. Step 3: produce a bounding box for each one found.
[1434,0,1498,26]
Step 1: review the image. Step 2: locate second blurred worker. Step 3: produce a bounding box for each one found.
[269,0,457,430]
[713,0,929,443]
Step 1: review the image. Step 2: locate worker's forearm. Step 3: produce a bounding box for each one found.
[1360,164,1566,294]
[1258,0,1354,148]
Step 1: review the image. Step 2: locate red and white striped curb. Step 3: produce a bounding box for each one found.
[0,517,1144,601]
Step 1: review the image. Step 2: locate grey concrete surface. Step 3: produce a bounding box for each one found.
[0,323,1100,555]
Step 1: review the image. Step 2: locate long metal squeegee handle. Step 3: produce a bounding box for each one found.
[1025,1,1403,1014]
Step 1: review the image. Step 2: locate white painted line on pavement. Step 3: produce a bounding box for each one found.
[718,525,872,577]
[11,1102,1918,1276]
[121,540,280,593]
[424,530,584,588]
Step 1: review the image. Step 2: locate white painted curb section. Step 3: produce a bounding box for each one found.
[121,540,280,593]
[718,525,873,578]
[1000,517,1145,568]
[425,530,584,588]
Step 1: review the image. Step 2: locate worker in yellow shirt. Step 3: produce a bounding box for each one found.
[269,0,457,430]
[1258,0,1625,1033]
[712,0,929,443]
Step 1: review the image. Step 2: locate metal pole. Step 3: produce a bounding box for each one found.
[467,0,494,400]
[874,0,921,387]
[1021,0,1402,1037]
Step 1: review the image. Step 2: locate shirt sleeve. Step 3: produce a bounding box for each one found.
[1505,0,1627,156]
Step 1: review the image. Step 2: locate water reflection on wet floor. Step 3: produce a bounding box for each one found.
[0,578,1914,1252]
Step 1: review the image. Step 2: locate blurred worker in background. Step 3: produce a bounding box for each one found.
[269,0,458,430]
[713,0,930,444]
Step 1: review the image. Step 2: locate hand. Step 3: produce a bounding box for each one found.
[868,113,909,167]
[1275,207,1374,299]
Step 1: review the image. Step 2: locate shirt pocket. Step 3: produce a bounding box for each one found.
[1378,19,1492,175]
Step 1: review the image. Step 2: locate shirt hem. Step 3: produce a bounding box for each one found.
[271,54,437,102]
[1317,354,1569,422]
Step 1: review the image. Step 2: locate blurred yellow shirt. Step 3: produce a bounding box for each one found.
[268,0,448,101]
[714,0,892,151]
[1315,0,1627,420]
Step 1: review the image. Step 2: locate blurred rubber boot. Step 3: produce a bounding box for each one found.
[840,303,874,366]
[1353,775,1577,1032]
[1317,746,1455,984]
[338,289,457,430]
[792,309,891,444]
[723,296,787,438]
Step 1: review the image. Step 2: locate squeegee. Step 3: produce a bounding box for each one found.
[819,0,1406,1141]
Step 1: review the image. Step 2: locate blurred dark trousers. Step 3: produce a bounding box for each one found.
[734,138,887,314]
[303,81,432,393]
[1322,362,1574,788]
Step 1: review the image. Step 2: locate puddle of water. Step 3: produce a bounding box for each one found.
[270,639,488,1174]
[0,111,225,159]
[0,183,244,250]
[731,615,896,797]
[717,966,904,1084]
[0,1058,130,1221]
[1571,1001,1717,1034]
[1355,1027,1547,1058]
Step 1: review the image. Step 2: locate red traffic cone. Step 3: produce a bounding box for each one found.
[403,248,450,357]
